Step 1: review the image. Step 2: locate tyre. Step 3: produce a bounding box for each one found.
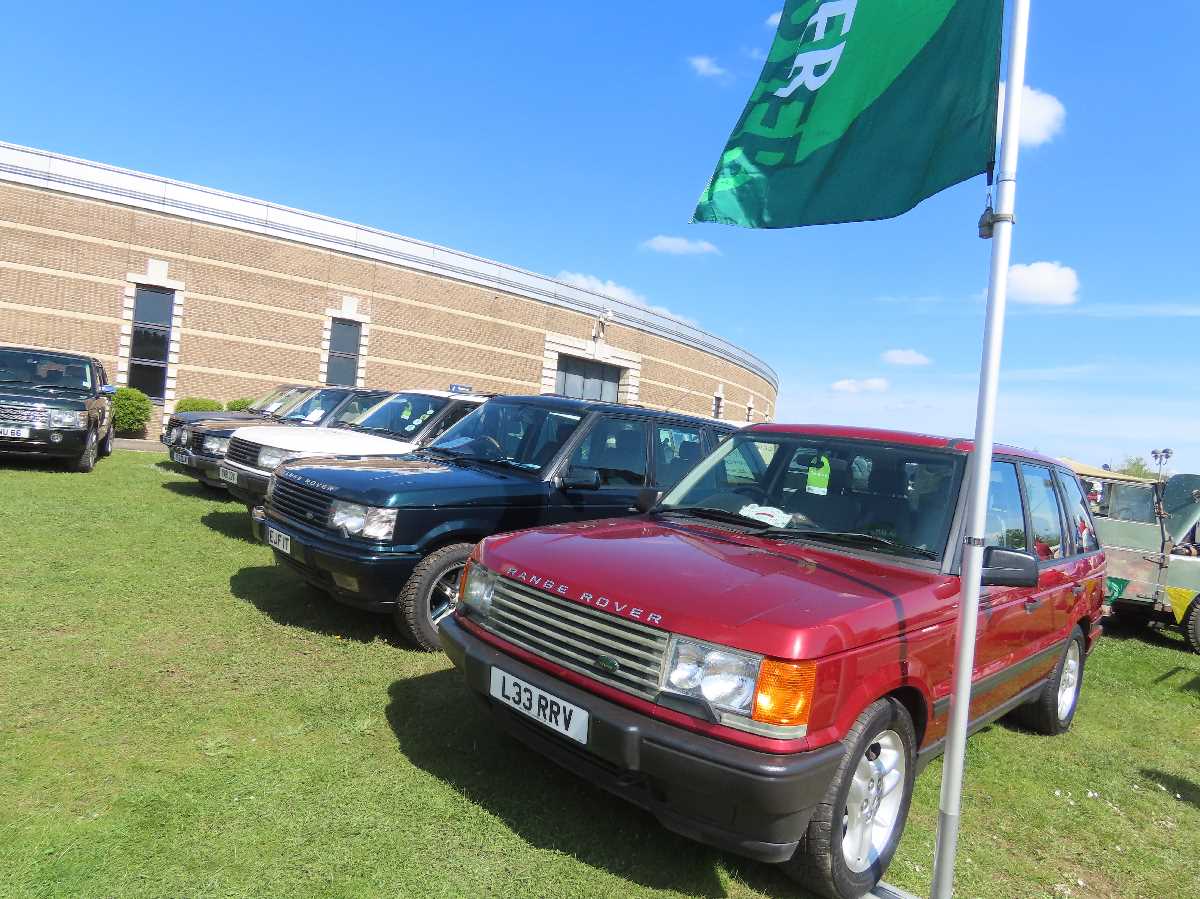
[782,697,916,899]
[98,424,114,457]
[1183,599,1200,654]
[393,542,473,651]
[70,428,98,473]
[1013,625,1086,735]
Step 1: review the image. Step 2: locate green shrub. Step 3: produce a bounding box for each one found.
[174,397,224,413]
[225,397,255,411]
[112,387,153,436]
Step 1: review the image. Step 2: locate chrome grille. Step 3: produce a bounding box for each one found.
[268,476,334,527]
[480,577,669,701]
[227,437,262,469]
[0,403,49,427]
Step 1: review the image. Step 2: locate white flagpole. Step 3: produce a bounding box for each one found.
[929,0,1031,896]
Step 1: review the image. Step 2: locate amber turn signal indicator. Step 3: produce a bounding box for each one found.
[752,659,817,727]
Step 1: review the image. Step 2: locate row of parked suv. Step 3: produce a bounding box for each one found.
[163,381,1107,898]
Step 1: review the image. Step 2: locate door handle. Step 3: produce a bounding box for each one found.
[1023,598,1045,613]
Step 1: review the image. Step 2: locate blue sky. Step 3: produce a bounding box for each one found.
[3,2,1198,469]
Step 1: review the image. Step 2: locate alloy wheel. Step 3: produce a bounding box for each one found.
[1057,641,1081,720]
[842,729,907,874]
[429,563,465,626]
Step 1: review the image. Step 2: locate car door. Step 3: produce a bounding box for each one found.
[1055,468,1106,625]
[551,414,651,521]
[964,459,1043,717]
[1011,463,1075,676]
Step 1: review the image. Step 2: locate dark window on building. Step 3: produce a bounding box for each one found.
[128,285,174,400]
[327,319,362,387]
[555,355,620,403]
[712,394,724,419]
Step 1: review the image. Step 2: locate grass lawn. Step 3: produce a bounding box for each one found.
[1,450,1197,899]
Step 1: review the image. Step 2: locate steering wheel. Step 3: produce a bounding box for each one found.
[474,435,503,459]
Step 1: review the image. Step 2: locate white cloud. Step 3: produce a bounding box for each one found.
[1008,261,1079,306]
[831,377,890,394]
[881,348,932,367]
[556,271,697,325]
[688,56,727,78]
[641,235,720,256]
[1070,302,1200,319]
[998,83,1066,147]
[766,11,782,27]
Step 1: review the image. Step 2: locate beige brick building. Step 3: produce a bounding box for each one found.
[0,143,777,431]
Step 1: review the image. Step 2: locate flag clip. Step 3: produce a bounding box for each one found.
[978,206,1015,239]
[963,536,986,547]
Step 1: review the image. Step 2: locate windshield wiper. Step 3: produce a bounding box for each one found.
[655,506,771,529]
[759,529,937,559]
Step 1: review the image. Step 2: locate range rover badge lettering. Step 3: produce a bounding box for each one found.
[595,655,620,675]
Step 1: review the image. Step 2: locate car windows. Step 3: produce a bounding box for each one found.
[568,418,649,487]
[282,388,352,422]
[1102,483,1157,524]
[330,392,389,425]
[723,440,772,486]
[1057,472,1100,554]
[1021,464,1066,561]
[428,402,477,440]
[985,462,1028,550]
[654,425,704,488]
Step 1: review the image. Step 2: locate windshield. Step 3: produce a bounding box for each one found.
[328,391,391,426]
[429,401,582,471]
[0,348,94,391]
[349,392,448,436]
[249,385,296,413]
[278,388,351,423]
[660,433,965,561]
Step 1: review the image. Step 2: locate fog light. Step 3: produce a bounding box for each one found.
[332,573,359,592]
[50,432,63,443]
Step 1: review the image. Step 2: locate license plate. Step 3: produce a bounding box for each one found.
[219,467,239,485]
[0,426,30,439]
[172,450,189,465]
[266,527,292,555]
[489,667,589,744]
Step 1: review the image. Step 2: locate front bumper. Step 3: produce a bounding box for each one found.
[219,461,270,505]
[0,428,88,459]
[166,446,225,486]
[250,508,421,611]
[441,616,845,865]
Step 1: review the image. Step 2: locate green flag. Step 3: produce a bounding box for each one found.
[694,0,1003,228]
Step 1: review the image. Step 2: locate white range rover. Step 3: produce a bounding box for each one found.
[218,390,487,504]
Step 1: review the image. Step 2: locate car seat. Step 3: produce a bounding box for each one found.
[856,463,915,543]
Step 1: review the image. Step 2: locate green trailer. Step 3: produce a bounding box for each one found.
[1066,459,1200,652]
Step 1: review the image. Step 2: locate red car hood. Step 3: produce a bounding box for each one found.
[480,517,959,660]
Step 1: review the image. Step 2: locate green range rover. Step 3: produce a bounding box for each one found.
[0,345,117,472]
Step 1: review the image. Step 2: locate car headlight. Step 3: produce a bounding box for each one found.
[661,636,818,733]
[203,436,229,455]
[179,428,191,446]
[167,426,179,443]
[49,409,88,429]
[328,499,397,540]
[663,637,760,715]
[459,561,496,618]
[258,447,303,469]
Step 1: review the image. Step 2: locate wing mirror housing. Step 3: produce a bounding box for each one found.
[980,547,1039,588]
[562,466,601,490]
[635,488,663,514]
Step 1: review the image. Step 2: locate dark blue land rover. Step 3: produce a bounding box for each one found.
[252,395,735,649]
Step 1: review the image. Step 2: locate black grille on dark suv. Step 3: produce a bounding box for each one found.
[268,476,334,527]
[226,437,262,469]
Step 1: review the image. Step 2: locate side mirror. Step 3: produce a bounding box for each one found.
[636,488,663,514]
[980,547,1039,588]
[562,466,601,490]
[99,385,117,397]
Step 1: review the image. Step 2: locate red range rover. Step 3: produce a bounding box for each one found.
[441,425,1105,898]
